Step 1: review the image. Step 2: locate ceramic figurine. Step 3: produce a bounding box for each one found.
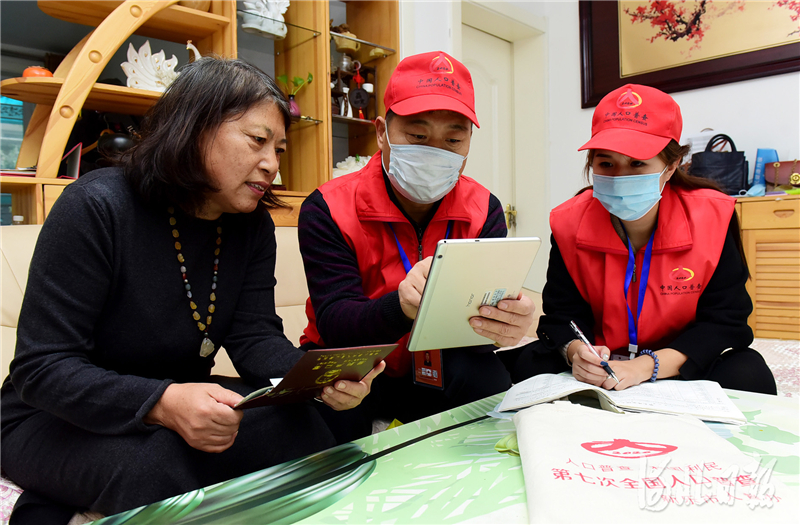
[240,0,290,40]
[120,41,179,92]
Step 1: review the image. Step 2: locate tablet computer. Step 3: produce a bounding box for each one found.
[406,237,541,352]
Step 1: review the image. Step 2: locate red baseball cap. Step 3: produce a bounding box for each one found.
[578,84,682,159]
[384,51,480,127]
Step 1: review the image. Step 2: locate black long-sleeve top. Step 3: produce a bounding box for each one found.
[1,169,302,437]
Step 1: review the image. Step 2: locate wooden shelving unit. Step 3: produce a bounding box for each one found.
[275,1,399,194]
[0,0,236,224]
[0,78,161,115]
[1,1,399,226]
[37,1,232,42]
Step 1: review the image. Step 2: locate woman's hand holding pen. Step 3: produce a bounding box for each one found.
[568,341,653,391]
[568,341,615,387]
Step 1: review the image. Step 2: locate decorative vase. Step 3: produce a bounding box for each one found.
[288,95,301,118]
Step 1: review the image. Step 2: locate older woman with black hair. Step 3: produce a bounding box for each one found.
[1,57,382,522]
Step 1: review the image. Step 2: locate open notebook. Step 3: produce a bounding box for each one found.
[498,373,746,425]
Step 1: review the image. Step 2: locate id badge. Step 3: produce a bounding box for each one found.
[413,350,444,390]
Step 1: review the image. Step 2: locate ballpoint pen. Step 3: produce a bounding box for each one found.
[568,321,620,385]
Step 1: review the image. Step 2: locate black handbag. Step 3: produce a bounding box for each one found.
[688,134,749,195]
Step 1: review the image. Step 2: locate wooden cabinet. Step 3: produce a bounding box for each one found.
[739,194,800,340]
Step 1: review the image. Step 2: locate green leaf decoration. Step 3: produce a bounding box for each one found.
[284,72,314,95]
[91,443,375,524]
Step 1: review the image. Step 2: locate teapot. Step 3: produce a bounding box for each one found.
[338,54,353,73]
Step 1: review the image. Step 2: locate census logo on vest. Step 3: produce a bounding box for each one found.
[659,266,703,296]
[616,88,642,109]
[669,267,695,282]
[430,54,454,74]
[581,439,677,459]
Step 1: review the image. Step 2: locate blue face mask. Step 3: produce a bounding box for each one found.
[592,168,667,221]
[383,127,466,204]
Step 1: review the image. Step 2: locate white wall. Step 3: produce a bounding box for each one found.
[404,0,800,267]
[400,1,457,57]
[488,0,800,208]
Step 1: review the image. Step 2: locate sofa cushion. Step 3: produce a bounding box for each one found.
[1,225,42,329]
[211,227,308,377]
[1,225,43,381]
[273,226,308,308]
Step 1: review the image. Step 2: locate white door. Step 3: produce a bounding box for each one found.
[461,24,516,235]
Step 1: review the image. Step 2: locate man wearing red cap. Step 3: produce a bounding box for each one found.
[298,51,534,437]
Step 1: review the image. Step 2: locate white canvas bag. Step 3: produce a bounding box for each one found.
[513,402,797,524]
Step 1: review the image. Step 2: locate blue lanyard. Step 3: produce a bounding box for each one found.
[389,221,453,274]
[622,226,656,359]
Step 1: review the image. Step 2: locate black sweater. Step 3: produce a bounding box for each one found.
[1,169,303,437]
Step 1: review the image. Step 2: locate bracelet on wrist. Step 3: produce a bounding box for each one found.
[638,349,659,382]
[560,340,576,366]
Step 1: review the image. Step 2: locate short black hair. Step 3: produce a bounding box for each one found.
[120,56,291,215]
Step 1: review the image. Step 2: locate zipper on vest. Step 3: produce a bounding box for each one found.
[416,224,425,263]
[633,261,636,283]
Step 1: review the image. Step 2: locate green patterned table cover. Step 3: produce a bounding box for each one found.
[94,390,799,524]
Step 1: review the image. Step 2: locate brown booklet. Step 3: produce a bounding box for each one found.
[234,344,397,409]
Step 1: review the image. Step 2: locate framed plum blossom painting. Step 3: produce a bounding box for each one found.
[579,0,800,107]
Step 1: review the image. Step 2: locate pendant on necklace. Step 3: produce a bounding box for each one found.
[200,337,215,357]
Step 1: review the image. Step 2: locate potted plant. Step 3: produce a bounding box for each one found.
[277,73,313,118]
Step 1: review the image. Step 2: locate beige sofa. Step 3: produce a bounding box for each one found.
[1,224,542,381]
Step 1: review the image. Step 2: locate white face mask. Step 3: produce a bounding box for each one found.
[592,168,667,222]
[383,126,466,204]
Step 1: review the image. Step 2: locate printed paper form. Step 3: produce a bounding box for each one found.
[499,374,603,411]
[498,374,746,423]
[608,380,739,416]
[609,382,748,425]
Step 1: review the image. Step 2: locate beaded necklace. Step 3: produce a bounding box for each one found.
[168,206,220,357]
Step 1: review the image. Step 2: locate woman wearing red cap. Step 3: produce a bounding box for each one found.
[503,84,776,394]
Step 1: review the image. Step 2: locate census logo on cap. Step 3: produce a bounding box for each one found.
[429,54,454,74]
[579,84,682,160]
[616,89,642,109]
[384,51,479,127]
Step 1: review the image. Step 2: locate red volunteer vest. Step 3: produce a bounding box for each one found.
[550,184,735,353]
[301,154,491,376]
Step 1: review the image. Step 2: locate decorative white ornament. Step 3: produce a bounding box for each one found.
[332,155,371,178]
[120,41,179,92]
[186,40,202,63]
[240,0,290,40]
